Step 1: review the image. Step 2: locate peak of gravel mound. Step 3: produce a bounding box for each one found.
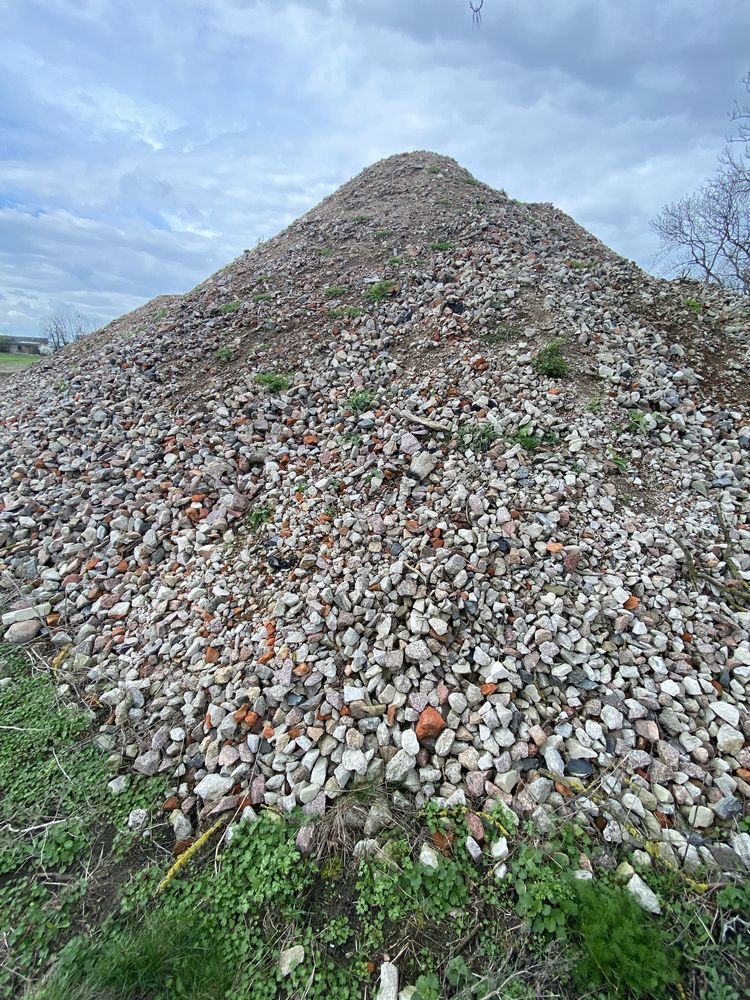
[2,151,750,868]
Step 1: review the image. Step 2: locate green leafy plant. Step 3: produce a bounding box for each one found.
[246,504,271,530]
[255,372,291,392]
[319,247,334,256]
[572,880,680,997]
[429,240,454,251]
[252,293,272,303]
[374,229,391,239]
[352,214,371,223]
[341,431,362,446]
[586,397,602,413]
[683,297,702,313]
[458,421,499,453]
[509,426,558,451]
[427,165,443,174]
[627,410,650,434]
[386,256,401,266]
[569,259,587,270]
[152,308,168,321]
[215,346,234,362]
[607,446,629,472]
[363,280,397,303]
[346,389,375,413]
[220,301,241,313]
[324,285,347,298]
[533,340,568,378]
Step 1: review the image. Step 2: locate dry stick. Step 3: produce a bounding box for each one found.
[397,408,452,433]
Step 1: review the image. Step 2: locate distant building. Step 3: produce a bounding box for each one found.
[1,336,51,355]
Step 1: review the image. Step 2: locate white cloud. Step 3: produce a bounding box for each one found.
[1,0,748,336]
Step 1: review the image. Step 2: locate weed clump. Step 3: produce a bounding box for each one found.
[324,285,347,299]
[363,281,397,304]
[458,421,499,453]
[220,301,241,313]
[429,240,454,251]
[255,372,291,392]
[215,346,234,362]
[572,880,680,997]
[533,340,568,378]
[346,389,375,413]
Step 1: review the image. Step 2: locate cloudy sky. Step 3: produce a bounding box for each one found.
[1,0,748,338]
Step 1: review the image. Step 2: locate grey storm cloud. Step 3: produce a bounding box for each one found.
[0,0,748,337]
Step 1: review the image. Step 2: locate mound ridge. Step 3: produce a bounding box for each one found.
[2,151,750,867]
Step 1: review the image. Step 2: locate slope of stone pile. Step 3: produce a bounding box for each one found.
[2,151,750,871]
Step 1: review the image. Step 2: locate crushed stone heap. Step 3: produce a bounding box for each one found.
[2,151,750,871]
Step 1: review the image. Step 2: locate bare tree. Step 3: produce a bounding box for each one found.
[652,74,750,293]
[42,309,94,353]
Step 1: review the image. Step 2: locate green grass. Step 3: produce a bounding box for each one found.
[427,165,443,174]
[215,346,234,362]
[683,297,703,313]
[533,339,569,378]
[363,281,397,304]
[0,645,165,997]
[429,240,455,251]
[220,301,242,313]
[319,247,334,256]
[585,397,602,413]
[352,214,371,223]
[152,307,168,321]
[324,285,347,298]
[4,642,746,1000]
[0,352,38,367]
[255,372,291,392]
[386,256,401,266]
[252,293,273,303]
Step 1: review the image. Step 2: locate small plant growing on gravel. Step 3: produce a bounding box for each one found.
[374,229,391,239]
[386,256,401,266]
[346,389,374,413]
[569,259,587,270]
[510,426,558,451]
[363,280,397,303]
[607,446,628,472]
[352,214,371,223]
[152,307,168,321]
[220,301,241,313]
[319,247,334,256]
[215,346,234,362]
[627,410,649,433]
[54,378,69,393]
[458,421,499,453]
[255,372,291,392]
[246,504,271,530]
[429,240,454,251]
[533,339,568,378]
[427,165,443,174]
[482,324,520,345]
[328,306,361,320]
[341,430,362,446]
[324,285,347,298]
[253,293,272,303]
[585,396,602,413]
[683,296,702,313]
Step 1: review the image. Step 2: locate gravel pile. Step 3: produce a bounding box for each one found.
[2,152,749,870]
